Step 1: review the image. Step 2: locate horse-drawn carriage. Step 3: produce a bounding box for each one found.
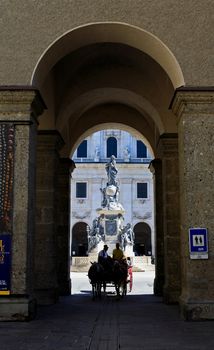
[88,258,128,300]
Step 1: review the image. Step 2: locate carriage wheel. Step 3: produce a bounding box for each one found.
[103,281,106,294]
[123,282,127,296]
[120,282,127,297]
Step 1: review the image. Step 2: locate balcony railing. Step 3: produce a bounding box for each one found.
[73,157,153,164]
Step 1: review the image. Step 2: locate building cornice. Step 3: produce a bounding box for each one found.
[0,86,46,122]
[170,87,214,123]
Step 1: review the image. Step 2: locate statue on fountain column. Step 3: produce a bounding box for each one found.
[88,155,134,257]
[100,187,107,208]
[99,155,124,211]
[105,155,118,186]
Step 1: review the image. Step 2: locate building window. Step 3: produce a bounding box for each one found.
[137,183,148,198]
[137,140,147,158]
[77,140,87,157]
[107,137,117,158]
[76,182,87,198]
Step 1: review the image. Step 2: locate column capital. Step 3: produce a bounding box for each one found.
[157,134,178,158]
[37,130,65,152]
[59,157,76,175]
[170,87,214,123]
[148,158,162,175]
[0,86,46,122]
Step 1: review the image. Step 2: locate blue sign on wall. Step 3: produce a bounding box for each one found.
[0,235,12,295]
[189,228,208,258]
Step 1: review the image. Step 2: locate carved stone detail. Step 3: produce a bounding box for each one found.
[72,210,91,219]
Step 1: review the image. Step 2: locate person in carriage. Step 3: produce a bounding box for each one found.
[112,242,124,261]
[112,243,129,293]
[98,244,110,265]
[98,244,113,277]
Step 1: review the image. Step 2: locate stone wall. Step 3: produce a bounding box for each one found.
[0,88,44,320]
[172,88,214,320]
[35,131,64,305]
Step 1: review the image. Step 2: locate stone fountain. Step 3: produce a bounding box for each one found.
[88,155,134,257]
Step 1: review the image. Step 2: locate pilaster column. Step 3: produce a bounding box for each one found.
[0,88,45,320]
[171,88,214,320]
[35,131,64,305]
[157,135,181,303]
[149,159,164,296]
[56,158,75,295]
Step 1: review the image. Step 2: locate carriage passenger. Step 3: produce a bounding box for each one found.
[98,244,109,261]
[112,243,125,261]
[98,244,112,269]
[113,243,129,285]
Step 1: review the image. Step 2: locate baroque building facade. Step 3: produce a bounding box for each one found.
[71,130,154,257]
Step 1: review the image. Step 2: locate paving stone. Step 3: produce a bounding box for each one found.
[0,275,214,350]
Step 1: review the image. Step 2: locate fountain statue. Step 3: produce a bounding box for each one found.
[88,155,134,256]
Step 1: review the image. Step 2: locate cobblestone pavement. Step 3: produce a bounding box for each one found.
[0,273,213,350]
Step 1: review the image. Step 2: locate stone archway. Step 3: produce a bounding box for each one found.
[0,0,213,320]
[0,23,187,320]
[31,23,183,311]
[31,22,185,157]
[31,22,184,89]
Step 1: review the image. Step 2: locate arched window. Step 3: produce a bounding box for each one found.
[107,137,117,158]
[137,140,147,158]
[133,223,152,256]
[77,140,87,157]
[71,222,88,256]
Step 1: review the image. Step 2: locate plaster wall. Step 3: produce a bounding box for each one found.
[0,0,213,86]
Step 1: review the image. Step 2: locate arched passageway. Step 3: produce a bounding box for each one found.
[3,22,203,321]
[32,22,182,309]
[32,22,184,156]
[0,0,213,321]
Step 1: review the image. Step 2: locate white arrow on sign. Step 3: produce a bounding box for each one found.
[192,234,204,247]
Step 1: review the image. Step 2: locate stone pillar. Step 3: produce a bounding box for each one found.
[56,158,75,295]
[0,88,45,320]
[171,88,214,320]
[35,131,64,305]
[149,159,164,296]
[157,135,181,303]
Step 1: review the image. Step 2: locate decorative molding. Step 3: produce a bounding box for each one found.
[169,86,214,108]
[170,89,214,123]
[72,210,91,219]
[133,211,151,220]
[157,135,179,157]
[148,158,162,175]
[0,88,46,121]
[37,130,65,151]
